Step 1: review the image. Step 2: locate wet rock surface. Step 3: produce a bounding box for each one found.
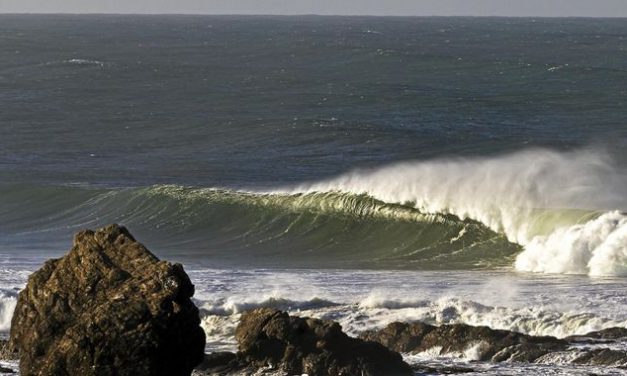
[195,308,413,376]
[360,321,568,363]
[572,348,627,366]
[9,224,206,376]
[235,308,413,375]
[361,321,627,368]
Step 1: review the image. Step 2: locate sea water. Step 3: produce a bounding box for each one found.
[0,15,626,374]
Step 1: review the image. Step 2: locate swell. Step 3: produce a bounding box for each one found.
[0,183,519,270]
[1,148,624,275]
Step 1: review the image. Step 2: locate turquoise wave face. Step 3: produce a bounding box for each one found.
[0,183,522,270]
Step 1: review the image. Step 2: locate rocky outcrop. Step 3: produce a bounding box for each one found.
[230,308,413,376]
[9,224,206,376]
[566,327,627,367]
[572,348,627,366]
[360,321,567,363]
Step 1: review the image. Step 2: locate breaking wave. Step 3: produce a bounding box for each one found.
[283,148,627,276]
[1,148,625,276]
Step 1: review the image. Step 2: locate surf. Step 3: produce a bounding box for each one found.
[281,148,627,276]
[1,148,624,276]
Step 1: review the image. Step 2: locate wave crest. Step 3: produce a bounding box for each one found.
[283,148,627,276]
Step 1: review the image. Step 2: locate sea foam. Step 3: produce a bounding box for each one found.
[284,148,627,276]
[0,294,17,332]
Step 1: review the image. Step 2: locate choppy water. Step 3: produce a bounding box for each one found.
[0,15,626,374]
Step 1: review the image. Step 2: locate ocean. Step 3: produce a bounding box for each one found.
[0,15,626,374]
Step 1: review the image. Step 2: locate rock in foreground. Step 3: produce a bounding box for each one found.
[10,224,206,376]
[233,308,413,376]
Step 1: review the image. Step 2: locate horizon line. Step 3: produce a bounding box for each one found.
[1,12,627,19]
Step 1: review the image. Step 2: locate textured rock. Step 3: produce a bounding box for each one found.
[0,340,17,361]
[572,348,627,366]
[9,224,206,376]
[234,308,413,376]
[360,321,567,362]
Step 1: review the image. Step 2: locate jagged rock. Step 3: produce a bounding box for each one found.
[9,224,206,376]
[360,321,567,362]
[234,308,413,376]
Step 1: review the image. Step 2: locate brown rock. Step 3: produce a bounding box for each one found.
[361,321,567,362]
[235,308,413,376]
[572,348,627,366]
[9,224,206,376]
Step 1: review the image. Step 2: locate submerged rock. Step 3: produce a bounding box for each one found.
[232,308,413,376]
[9,224,206,376]
[360,321,567,363]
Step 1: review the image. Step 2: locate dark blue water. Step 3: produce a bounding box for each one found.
[1,15,626,188]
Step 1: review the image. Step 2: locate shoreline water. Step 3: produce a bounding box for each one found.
[2,260,627,374]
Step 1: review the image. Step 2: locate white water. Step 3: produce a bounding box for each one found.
[0,294,16,332]
[186,268,627,347]
[1,258,625,374]
[285,148,627,276]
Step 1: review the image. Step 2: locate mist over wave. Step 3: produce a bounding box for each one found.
[284,148,627,276]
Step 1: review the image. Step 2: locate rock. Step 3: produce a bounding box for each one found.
[572,348,627,366]
[0,366,14,374]
[194,352,238,375]
[360,321,567,362]
[0,340,17,361]
[9,224,206,376]
[234,308,413,376]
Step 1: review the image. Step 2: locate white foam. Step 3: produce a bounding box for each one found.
[65,59,105,67]
[516,211,627,276]
[199,296,338,316]
[0,295,17,332]
[355,294,627,339]
[282,148,627,276]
